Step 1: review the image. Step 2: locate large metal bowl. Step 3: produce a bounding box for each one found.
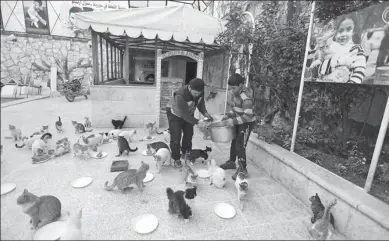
[208,121,235,143]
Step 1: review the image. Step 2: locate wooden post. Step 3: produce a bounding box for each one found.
[99,35,103,82]
[124,37,130,83]
[290,1,316,152]
[91,30,100,84]
[364,96,389,192]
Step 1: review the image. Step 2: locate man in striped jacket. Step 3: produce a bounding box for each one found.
[220,73,256,180]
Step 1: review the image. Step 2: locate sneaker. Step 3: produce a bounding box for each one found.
[174,159,183,168]
[220,160,236,170]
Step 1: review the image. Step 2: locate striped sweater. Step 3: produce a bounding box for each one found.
[318,44,366,84]
[226,87,256,125]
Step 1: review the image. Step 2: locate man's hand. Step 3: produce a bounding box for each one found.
[204,113,214,122]
[221,118,234,127]
[221,115,229,121]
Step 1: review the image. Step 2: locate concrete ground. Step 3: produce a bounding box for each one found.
[1,97,313,240]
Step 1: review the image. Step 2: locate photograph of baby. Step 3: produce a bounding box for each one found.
[305,2,389,85]
[23,0,50,35]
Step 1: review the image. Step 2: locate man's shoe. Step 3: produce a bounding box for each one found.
[174,159,183,168]
[220,160,236,170]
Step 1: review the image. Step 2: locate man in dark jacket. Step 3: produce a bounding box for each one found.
[166,78,213,168]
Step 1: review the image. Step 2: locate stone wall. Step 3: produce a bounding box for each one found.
[1,32,94,88]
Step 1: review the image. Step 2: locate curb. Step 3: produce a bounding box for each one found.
[1,95,50,108]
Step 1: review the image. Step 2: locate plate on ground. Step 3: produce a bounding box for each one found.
[102,139,113,144]
[143,136,155,141]
[71,177,93,188]
[1,183,16,195]
[34,221,66,240]
[196,169,210,178]
[214,203,236,219]
[91,152,108,159]
[132,214,159,234]
[141,150,153,156]
[143,172,154,183]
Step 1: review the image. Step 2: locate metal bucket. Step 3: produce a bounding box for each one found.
[208,121,236,143]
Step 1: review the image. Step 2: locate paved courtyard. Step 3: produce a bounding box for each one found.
[1,97,313,240]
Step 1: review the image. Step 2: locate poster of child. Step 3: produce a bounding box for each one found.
[305,2,389,85]
[23,0,50,35]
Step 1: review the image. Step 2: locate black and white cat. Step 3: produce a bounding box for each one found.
[187,146,212,165]
[166,187,192,222]
[146,141,170,155]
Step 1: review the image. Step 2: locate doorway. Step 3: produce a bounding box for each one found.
[185,62,197,84]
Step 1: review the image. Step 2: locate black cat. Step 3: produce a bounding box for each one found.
[187,146,212,165]
[112,116,127,129]
[167,187,192,222]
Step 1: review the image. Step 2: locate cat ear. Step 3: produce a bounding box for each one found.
[23,189,28,193]
[315,193,319,197]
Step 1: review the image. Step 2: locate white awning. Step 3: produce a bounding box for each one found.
[75,5,225,45]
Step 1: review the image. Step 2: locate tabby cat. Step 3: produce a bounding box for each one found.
[72,121,92,134]
[9,124,22,141]
[308,199,338,240]
[146,121,163,135]
[104,161,149,193]
[84,117,92,128]
[73,139,90,158]
[55,117,63,133]
[182,154,198,187]
[187,146,212,165]
[309,193,335,226]
[146,141,170,155]
[112,116,127,129]
[116,136,138,157]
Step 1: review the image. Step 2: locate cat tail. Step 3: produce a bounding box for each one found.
[324,199,337,221]
[155,129,164,135]
[104,180,116,191]
[129,146,138,152]
[166,187,174,200]
[15,143,25,148]
[123,116,127,123]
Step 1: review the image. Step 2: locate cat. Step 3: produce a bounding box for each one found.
[71,121,92,134]
[116,136,138,157]
[55,116,63,133]
[108,129,123,139]
[15,134,41,149]
[54,138,71,157]
[197,122,211,140]
[235,172,249,210]
[153,148,172,173]
[112,116,127,129]
[60,208,83,240]
[17,189,62,230]
[30,125,49,136]
[146,121,163,136]
[119,129,137,142]
[164,129,170,143]
[308,199,338,240]
[309,193,335,226]
[9,124,22,141]
[146,141,170,155]
[207,159,226,188]
[81,133,104,149]
[184,186,197,200]
[73,139,91,159]
[166,187,192,222]
[104,161,149,193]
[187,146,212,165]
[182,154,198,187]
[31,133,53,157]
[84,117,92,129]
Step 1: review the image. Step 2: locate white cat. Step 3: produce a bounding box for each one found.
[119,129,137,142]
[108,129,122,138]
[235,172,249,210]
[60,208,83,240]
[207,159,226,188]
[153,148,172,173]
[31,133,52,157]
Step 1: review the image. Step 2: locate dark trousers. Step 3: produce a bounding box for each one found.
[167,110,194,161]
[229,122,254,167]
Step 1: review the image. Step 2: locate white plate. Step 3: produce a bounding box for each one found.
[34,221,66,240]
[143,172,154,183]
[214,203,236,219]
[143,136,155,141]
[196,169,210,178]
[132,214,159,234]
[91,152,108,159]
[102,139,113,144]
[1,183,16,195]
[71,177,93,188]
[141,150,153,156]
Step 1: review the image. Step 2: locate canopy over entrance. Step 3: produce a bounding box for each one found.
[75,5,225,53]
